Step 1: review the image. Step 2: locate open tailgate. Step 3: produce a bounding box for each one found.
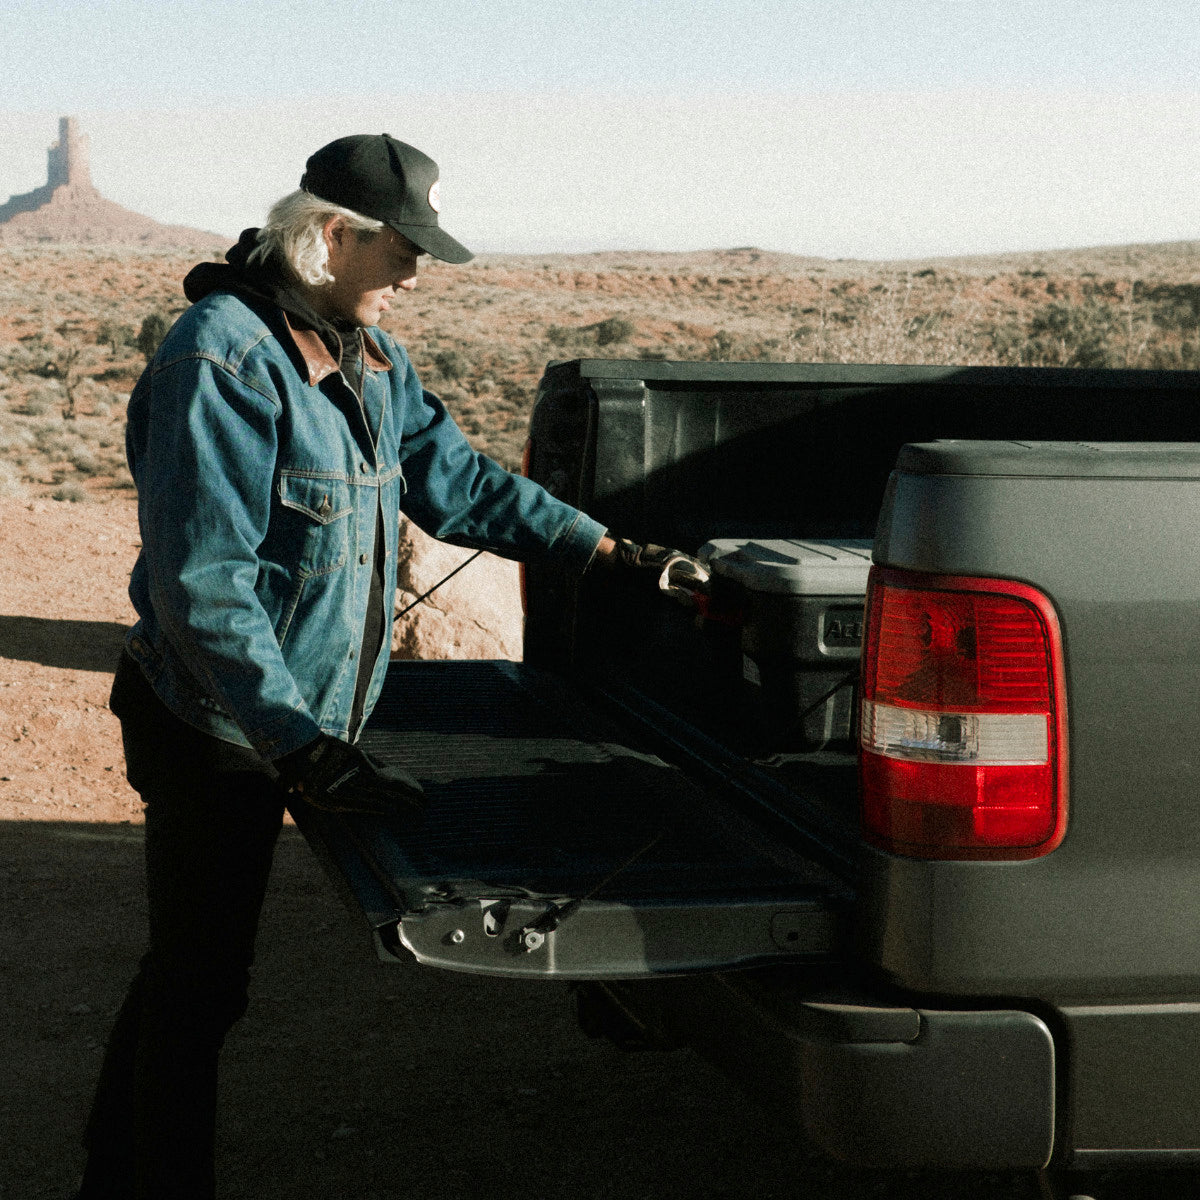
[293,660,849,980]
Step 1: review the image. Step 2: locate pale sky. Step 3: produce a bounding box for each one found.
[1,0,1197,258]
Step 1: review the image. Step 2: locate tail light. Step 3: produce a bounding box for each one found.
[859,567,1068,860]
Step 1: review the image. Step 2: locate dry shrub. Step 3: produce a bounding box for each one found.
[0,459,27,499]
[70,448,102,476]
[3,243,1199,499]
[136,311,172,362]
[0,419,35,457]
[110,464,136,491]
[432,348,470,381]
[20,384,61,416]
[436,386,470,409]
[35,421,85,461]
[72,378,115,417]
[593,316,635,345]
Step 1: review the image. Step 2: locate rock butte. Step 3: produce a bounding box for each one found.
[0,117,228,249]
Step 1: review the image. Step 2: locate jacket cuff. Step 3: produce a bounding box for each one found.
[253,709,326,761]
[557,513,609,574]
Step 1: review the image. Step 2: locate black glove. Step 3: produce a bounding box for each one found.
[614,538,710,602]
[275,734,425,821]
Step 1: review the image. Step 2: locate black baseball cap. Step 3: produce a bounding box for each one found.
[300,134,473,264]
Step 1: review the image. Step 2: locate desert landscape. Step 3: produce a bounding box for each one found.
[3,236,1199,494]
[3,235,1199,1199]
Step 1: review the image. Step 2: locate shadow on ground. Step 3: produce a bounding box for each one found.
[0,821,1192,1200]
[0,617,128,672]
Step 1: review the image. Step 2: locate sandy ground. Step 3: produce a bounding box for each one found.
[0,499,1179,1199]
[0,498,143,826]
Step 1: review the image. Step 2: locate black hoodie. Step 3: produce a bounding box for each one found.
[183,228,358,367]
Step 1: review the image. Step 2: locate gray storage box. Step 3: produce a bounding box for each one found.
[698,538,873,752]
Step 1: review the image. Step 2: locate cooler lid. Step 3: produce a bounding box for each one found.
[699,538,874,595]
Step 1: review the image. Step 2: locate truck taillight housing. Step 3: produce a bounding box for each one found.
[859,568,1068,860]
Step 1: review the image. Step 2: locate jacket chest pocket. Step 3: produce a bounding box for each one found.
[278,471,352,576]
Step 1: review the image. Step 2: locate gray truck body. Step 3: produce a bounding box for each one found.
[298,359,1200,1174]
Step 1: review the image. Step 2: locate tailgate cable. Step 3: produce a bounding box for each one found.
[395,544,690,950]
[394,549,484,620]
[755,669,859,767]
[517,824,667,953]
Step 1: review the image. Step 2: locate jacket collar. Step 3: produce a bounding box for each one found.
[282,314,393,386]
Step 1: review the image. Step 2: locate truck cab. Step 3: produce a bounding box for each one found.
[297,358,1200,1184]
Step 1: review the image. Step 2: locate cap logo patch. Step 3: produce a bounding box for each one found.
[427,181,441,213]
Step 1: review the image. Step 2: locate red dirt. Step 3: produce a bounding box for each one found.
[0,497,142,825]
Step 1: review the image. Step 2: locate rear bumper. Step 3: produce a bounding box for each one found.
[594,970,1055,1170]
[797,1002,1054,1169]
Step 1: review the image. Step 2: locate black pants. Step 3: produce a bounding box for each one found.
[80,665,286,1199]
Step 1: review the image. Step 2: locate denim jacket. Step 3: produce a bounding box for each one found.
[123,288,605,758]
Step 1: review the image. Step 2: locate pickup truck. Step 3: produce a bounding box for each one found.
[297,358,1200,1199]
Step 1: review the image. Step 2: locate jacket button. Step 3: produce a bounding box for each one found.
[359,462,369,473]
[359,553,368,565]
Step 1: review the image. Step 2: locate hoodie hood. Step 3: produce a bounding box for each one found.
[183,228,348,360]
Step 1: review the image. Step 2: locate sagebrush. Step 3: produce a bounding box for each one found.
[1,241,1196,495]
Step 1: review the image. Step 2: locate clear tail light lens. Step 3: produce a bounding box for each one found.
[859,568,1068,860]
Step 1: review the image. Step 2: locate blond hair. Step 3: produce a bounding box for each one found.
[248,189,384,286]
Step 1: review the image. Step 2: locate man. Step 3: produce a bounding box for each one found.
[77,133,693,1199]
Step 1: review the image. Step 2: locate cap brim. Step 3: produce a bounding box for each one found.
[387,220,474,264]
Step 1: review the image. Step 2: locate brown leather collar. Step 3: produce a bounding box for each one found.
[282,313,393,386]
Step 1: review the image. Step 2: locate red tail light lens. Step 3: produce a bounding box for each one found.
[859,568,1068,860]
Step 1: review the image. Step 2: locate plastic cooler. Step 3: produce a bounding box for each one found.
[698,538,874,753]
